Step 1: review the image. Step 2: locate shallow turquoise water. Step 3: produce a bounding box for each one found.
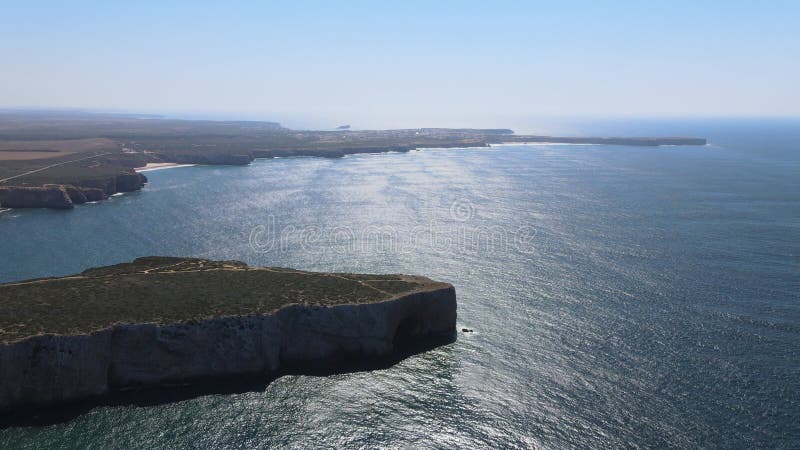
[1,119,798,448]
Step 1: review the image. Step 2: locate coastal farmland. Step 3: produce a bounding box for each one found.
[0,138,119,161]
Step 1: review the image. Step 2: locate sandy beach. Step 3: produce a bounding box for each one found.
[134,163,196,172]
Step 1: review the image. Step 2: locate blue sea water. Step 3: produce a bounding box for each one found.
[1,118,798,448]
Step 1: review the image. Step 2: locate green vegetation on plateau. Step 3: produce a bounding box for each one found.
[0,257,445,344]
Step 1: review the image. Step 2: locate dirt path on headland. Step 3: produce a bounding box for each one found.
[0,152,112,184]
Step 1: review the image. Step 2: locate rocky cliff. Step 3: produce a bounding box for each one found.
[0,172,144,209]
[0,257,456,414]
[75,171,147,196]
[0,185,74,209]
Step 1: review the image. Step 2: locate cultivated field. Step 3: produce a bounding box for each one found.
[0,138,119,160]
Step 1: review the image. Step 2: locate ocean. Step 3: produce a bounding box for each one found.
[1,118,798,448]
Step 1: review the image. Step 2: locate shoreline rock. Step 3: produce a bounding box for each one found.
[0,172,145,209]
[0,185,74,209]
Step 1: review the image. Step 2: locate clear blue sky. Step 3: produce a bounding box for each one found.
[1,1,798,128]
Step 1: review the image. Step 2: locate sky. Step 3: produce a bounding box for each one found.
[1,0,799,128]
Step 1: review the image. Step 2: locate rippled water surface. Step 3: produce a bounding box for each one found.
[1,119,798,448]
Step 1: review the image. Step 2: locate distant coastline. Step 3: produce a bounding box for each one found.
[0,112,706,210]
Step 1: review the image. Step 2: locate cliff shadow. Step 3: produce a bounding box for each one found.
[0,331,456,429]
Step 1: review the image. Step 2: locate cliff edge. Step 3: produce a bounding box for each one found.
[0,171,146,209]
[0,257,457,414]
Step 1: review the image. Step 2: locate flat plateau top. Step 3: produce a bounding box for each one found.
[0,257,450,343]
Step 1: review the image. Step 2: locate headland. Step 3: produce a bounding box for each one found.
[0,257,457,417]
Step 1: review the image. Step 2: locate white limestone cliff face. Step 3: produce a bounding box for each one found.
[0,286,455,413]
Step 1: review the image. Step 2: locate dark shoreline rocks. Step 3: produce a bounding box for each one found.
[0,172,145,209]
[0,185,74,209]
[63,185,87,204]
[114,172,148,192]
[81,187,107,202]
